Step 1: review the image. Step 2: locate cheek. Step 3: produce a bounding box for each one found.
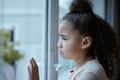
[63,40,81,55]
[69,42,80,53]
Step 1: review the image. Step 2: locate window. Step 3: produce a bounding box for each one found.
[0,0,106,80]
[0,0,47,80]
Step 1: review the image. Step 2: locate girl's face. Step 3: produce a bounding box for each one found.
[57,20,85,60]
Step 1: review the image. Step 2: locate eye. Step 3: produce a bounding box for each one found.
[62,37,68,40]
[58,35,69,40]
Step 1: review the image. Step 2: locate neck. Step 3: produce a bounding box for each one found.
[74,55,93,68]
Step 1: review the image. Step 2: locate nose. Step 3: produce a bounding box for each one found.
[57,40,62,48]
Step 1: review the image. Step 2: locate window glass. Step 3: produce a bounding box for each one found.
[0,0,47,80]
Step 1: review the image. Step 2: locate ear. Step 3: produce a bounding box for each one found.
[81,36,92,49]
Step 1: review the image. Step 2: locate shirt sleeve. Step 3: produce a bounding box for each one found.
[75,72,98,80]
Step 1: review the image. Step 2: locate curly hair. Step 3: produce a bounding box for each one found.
[62,0,120,79]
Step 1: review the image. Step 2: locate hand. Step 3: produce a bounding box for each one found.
[28,57,40,80]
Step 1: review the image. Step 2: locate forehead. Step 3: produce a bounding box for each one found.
[58,20,82,39]
[58,20,74,34]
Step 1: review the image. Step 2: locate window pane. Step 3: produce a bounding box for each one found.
[0,0,47,80]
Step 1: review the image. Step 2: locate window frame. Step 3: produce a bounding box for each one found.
[47,0,59,80]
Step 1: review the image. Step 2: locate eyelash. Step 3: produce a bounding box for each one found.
[62,37,68,40]
[58,36,68,40]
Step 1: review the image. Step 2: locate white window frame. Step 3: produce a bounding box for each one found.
[47,0,59,80]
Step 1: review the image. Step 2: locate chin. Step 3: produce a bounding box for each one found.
[61,55,72,60]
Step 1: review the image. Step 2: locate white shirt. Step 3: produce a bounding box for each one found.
[67,60,108,80]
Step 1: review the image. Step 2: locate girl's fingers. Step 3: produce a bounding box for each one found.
[28,66,32,80]
[30,57,40,80]
[31,58,38,66]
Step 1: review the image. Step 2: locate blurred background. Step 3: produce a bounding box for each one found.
[0,0,119,80]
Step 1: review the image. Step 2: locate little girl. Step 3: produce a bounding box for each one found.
[29,0,120,80]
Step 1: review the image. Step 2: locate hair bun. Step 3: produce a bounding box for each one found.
[70,0,94,14]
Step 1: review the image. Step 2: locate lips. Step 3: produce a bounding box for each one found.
[58,49,63,55]
[58,50,62,54]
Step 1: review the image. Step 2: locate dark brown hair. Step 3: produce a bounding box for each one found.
[62,0,120,79]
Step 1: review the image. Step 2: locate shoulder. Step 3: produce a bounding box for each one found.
[83,60,105,74]
[71,60,108,80]
[75,72,97,80]
[83,60,107,79]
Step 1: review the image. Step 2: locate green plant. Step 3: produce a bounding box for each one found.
[0,29,23,64]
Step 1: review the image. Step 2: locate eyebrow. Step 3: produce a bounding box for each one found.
[58,34,69,38]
